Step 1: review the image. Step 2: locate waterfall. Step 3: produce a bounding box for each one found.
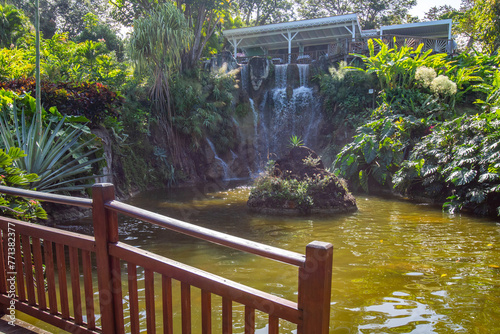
[275,64,288,89]
[297,64,309,87]
[248,63,322,170]
[241,64,249,93]
[206,138,230,180]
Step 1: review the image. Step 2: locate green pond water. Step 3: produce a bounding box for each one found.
[20,181,500,333]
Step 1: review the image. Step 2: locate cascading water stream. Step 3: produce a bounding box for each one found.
[242,63,322,175]
[266,63,321,158]
[241,64,249,92]
[206,138,230,180]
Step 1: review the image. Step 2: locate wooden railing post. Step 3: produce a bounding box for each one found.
[92,183,119,333]
[297,241,333,334]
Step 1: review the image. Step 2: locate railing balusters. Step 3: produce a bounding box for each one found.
[181,282,191,334]
[145,268,156,334]
[162,275,173,334]
[21,235,36,306]
[111,256,124,333]
[43,240,58,314]
[201,290,211,334]
[244,306,255,334]
[269,315,279,334]
[222,297,232,334]
[0,184,334,334]
[56,243,70,319]
[82,250,95,329]
[127,263,140,334]
[14,233,26,301]
[31,237,46,310]
[69,246,83,324]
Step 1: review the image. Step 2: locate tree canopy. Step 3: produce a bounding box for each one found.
[0,3,29,47]
[237,0,296,25]
[296,0,417,29]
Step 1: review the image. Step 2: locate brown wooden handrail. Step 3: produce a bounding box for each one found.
[0,185,92,208]
[106,200,306,267]
[0,183,333,333]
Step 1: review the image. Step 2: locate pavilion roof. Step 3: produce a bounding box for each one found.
[223,16,453,54]
[223,14,362,51]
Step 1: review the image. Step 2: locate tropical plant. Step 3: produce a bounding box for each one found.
[75,13,125,60]
[0,147,47,221]
[333,114,432,192]
[475,70,500,113]
[0,93,105,193]
[0,4,29,48]
[1,33,129,89]
[353,39,448,91]
[129,3,192,122]
[169,68,237,151]
[0,78,123,126]
[288,135,304,148]
[394,111,500,216]
[319,61,374,118]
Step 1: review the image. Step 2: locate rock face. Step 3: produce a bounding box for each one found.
[247,146,357,215]
[249,57,270,91]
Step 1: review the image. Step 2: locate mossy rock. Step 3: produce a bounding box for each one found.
[247,146,357,215]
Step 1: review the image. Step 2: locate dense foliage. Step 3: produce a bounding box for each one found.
[0,147,47,221]
[0,33,128,89]
[249,161,352,213]
[0,78,122,125]
[0,91,105,193]
[332,39,500,215]
[394,111,500,216]
[170,68,237,152]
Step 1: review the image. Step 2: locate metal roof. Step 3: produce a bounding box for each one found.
[223,14,362,51]
[380,19,453,39]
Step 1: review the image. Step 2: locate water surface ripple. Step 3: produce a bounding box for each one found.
[60,183,500,333]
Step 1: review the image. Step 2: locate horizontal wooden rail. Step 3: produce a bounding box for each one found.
[0,216,95,251]
[0,185,92,208]
[110,242,302,324]
[106,200,306,267]
[0,183,333,333]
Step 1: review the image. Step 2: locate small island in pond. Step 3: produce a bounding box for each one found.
[247,146,357,215]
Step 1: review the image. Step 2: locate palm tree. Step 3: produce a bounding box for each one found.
[130,2,192,126]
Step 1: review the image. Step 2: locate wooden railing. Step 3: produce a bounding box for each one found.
[0,183,333,333]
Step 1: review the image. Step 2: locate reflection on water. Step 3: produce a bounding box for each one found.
[40,182,500,333]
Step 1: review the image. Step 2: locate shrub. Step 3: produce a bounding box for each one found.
[394,111,500,216]
[0,147,47,221]
[0,78,123,126]
[333,114,433,193]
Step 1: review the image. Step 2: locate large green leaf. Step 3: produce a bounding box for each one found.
[0,99,105,193]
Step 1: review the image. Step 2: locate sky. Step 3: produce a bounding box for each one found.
[409,0,463,19]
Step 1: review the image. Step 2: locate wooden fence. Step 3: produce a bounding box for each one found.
[0,184,333,333]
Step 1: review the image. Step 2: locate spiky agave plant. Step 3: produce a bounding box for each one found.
[0,103,105,193]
